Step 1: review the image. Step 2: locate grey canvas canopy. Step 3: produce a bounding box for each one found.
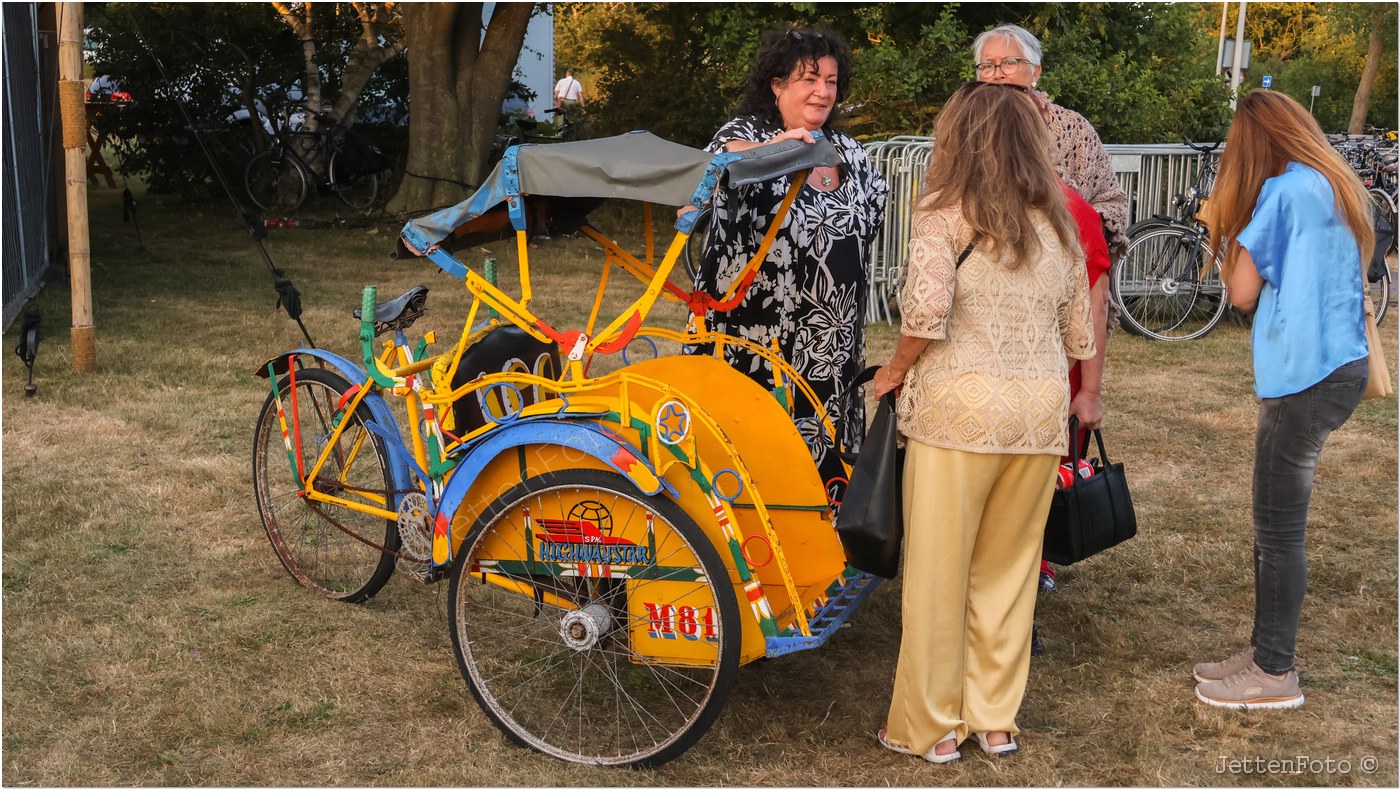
[399,130,841,264]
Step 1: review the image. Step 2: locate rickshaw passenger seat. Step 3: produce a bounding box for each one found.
[725,137,843,188]
[449,326,561,432]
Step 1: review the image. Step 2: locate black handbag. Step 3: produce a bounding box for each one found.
[835,384,905,580]
[1042,418,1137,565]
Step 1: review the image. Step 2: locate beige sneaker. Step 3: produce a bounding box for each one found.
[1193,645,1255,682]
[1195,662,1304,710]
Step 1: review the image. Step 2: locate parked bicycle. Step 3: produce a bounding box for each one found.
[1111,138,1229,341]
[486,106,582,174]
[244,104,389,214]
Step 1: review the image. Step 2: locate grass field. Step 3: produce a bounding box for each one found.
[3,184,1396,786]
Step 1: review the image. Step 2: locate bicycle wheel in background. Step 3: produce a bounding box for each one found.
[1368,188,1395,325]
[329,148,380,212]
[449,468,740,767]
[1111,225,1228,341]
[244,150,309,214]
[252,367,399,602]
[1369,259,1391,326]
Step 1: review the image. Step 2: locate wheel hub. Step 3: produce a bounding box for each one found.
[558,603,612,651]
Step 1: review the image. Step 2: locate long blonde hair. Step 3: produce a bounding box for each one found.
[918,81,1078,267]
[1208,90,1374,279]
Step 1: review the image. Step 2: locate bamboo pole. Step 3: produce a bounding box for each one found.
[59,2,95,372]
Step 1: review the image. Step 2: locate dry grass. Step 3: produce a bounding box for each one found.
[3,184,1396,786]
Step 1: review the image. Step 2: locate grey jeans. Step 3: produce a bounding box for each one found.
[1251,357,1367,675]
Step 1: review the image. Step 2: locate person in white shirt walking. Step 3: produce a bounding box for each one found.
[553,68,585,111]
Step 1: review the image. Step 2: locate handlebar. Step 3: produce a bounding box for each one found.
[1181,135,1220,154]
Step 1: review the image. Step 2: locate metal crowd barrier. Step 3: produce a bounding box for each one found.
[862,140,1220,324]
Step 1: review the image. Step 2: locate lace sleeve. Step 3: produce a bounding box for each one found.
[1061,253,1096,360]
[900,209,960,339]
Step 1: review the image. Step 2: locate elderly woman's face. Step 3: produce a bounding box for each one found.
[976,36,1042,88]
[771,56,838,131]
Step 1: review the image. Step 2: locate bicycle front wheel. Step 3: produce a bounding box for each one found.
[244,150,309,214]
[449,468,740,767]
[252,367,399,602]
[1112,225,1228,341]
[329,149,380,212]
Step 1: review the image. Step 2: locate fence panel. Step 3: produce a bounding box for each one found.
[2,3,52,331]
[863,140,1219,324]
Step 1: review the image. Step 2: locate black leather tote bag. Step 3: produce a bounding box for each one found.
[836,389,905,579]
[1042,418,1137,565]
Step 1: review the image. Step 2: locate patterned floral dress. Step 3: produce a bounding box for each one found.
[693,115,889,488]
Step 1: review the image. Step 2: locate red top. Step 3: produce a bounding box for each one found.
[1064,183,1109,399]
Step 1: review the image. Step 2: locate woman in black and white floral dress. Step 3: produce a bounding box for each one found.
[694,25,889,488]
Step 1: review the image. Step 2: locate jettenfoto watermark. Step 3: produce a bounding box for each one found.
[1217,754,1379,775]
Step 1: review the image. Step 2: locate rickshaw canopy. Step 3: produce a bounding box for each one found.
[400,130,842,255]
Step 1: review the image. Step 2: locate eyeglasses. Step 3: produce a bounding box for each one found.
[974,57,1033,76]
[786,29,825,41]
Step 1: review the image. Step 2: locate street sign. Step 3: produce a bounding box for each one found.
[1312,85,1323,97]
[1262,75,1273,88]
[1221,38,1252,70]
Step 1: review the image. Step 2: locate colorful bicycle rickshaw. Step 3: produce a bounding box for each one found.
[252,130,884,766]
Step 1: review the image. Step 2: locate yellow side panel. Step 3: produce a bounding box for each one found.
[590,355,848,655]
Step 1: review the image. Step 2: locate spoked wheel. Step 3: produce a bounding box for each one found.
[449,468,740,767]
[329,148,380,212]
[1112,225,1228,341]
[252,367,400,602]
[1369,258,1391,326]
[1368,188,1395,326]
[244,150,309,214]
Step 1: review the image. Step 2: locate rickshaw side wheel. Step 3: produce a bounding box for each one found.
[448,468,740,767]
[252,368,400,602]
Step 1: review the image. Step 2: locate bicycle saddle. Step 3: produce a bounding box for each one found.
[354,285,428,333]
[724,136,843,188]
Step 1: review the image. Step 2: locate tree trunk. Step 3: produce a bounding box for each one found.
[1348,5,1384,134]
[388,2,531,213]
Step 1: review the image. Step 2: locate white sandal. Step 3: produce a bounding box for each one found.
[878,728,961,764]
[974,731,1018,757]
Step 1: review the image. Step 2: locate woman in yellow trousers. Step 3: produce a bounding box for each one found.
[873,81,1095,764]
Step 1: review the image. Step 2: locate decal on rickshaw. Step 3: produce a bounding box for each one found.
[642,602,720,642]
[654,399,691,445]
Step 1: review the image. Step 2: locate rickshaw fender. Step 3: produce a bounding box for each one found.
[255,348,415,508]
[432,419,675,543]
[254,348,369,384]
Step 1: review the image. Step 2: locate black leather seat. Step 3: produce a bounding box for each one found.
[450,326,561,432]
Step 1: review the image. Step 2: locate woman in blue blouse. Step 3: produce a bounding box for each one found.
[1195,91,1373,710]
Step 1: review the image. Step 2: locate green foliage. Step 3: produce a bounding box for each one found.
[1030,4,1232,142]
[86,3,407,198]
[557,2,1234,145]
[1218,2,1397,133]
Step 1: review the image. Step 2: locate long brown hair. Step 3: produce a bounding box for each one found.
[1208,90,1374,279]
[918,81,1078,267]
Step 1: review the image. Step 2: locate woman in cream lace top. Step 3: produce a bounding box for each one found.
[871,81,1094,765]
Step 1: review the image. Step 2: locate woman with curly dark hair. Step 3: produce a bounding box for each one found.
[692,25,889,488]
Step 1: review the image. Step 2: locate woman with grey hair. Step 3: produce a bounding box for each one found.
[974,24,1128,256]
[974,23,1126,600]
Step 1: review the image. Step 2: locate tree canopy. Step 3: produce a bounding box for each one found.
[557,2,1394,147]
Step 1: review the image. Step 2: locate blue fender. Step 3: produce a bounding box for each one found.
[431,418,677,566]
[255,348,416,508]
